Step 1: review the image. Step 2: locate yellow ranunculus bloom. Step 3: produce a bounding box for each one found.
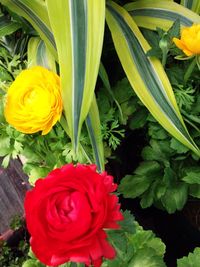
[173,24,200,56]
[5,66,63,135]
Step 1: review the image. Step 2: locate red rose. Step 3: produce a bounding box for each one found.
[24,164,123,267]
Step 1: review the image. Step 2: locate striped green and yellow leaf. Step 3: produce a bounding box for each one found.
[27,36,104,171]
[27,37,56,72]
[181,0,200,14]
[106,1,200,156]
[0,0,105,168]
[46,0,105,155]
[86,97,104,172]
[0,0,56,58]
[124,0,200,31]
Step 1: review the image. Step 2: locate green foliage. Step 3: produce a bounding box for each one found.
[0,238,29,267]
[98,78,135,151]
[177,247,200,267]
[119,17,200,213]
[146,19,180,66]
[103,211,166,267]
[9,215,24,231]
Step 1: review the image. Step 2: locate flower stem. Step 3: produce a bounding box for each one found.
[184,57,196,85]
[161,51,168,68]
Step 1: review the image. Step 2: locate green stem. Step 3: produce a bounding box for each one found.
[181,109,200,124]
[59,115,92,164]
[183,117,200,134]
[184,57,196,85]
[60,114,70,136]
[161,51,168,68]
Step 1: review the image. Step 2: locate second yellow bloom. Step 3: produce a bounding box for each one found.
[173,24,200,56]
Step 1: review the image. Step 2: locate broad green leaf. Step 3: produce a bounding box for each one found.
[128,248,166,267]
[27,37,56,71]
[118,210,136,234]
[134,161,161,176]
[161,182,188,213]
[106,2,200,157]
[170,138,189,154]
[125,0,200,31]
[129,108,148,130]
[129,225,166,257]
[182,167,200,184]
[119,174,152,198]
[46,0,105,155]
[142,140,173,163]
[181,0,200,14]
[0,11,21,37]
[86,97,104,171]
[0,136,11,156]
[22,260,38,267]
[0,0,57,58]
[177,247,200,267]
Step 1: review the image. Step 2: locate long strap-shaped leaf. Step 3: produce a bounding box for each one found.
[27,37,104,171]
[46,0,105,155]
[181,0,200,14]
[106,1,200,156]
[0,0,105,170]
[124,0,200,31]
[27,37,56,72]
[86,97,104,172]
[0,0,56,58]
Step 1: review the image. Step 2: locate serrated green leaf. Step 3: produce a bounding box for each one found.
[140,189,154,208]
[161,182,188,213]
[134,161,161,176]
[23,164,50,185]
[163,167,177,186]
[2,154,10,168]
[119,174,152,198]
[148,124,168,140]
[142,140,174,163]
[0,136,11,156]
[182,167,200,184]
[118,210,136,234]
[22,259,38,267]
[170,138,189,154]
[128,225,166,256]
[128,248,166,267]
[129,109,148,129]
[177,247,200,267]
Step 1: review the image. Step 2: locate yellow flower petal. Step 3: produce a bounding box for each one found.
[4,66,63,135]
[173,24,200,56]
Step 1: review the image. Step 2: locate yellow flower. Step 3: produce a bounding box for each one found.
[4,66,63,135]
[173,24,200,56]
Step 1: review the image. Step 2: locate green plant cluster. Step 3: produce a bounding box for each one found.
[103,211,166,267]
[119,21,200,213]
[0,216,29,267]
